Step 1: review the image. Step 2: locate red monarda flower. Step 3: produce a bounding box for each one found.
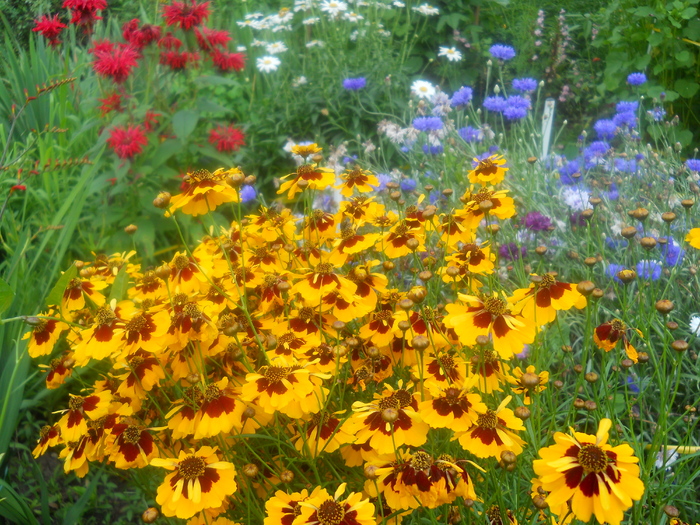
[32,15,67,46]
[195,27,231,51]
[92,42,140,84]
[107,124,148,159]
[211,50,246,72]
[157,32,182,50]
[208,125,245,153]
[159,51,200,70]
[143,110,161,132]
[162,1,210,30]
[98,93,123,116]
[63,0,107,28]
[122,19,162,49]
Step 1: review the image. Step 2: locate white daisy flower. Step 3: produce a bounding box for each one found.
[292,76,308,87]
[245,12,263,19]
[306,40,325,47]
[294,0,314,12]
[690,315,700,336]
[272,24,292,32]
[438,46,463,62]
[411,80,436,99]
[251,39,268,47]
[320,0,348,16]
[236,45,247,52]
[393,1,405,6]
[343,11,364,22]
[236,20,255,28]
[266,41,288,54]
[257,56,281,73]
[412,3,439,15]
[303,17,320,24]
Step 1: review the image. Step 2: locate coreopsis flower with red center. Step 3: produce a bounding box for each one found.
[294,411,356,457]
[419,378,486,432]
[291,262,357,304]
[151,446,237,520]
[444,293,536,359]
[459,186,516,230]
[468,154,508,186]
[167,252,207,293]
[509,273,587,326]
[115,302,170,356]
[419,351,468,389]
[58,390,112,442]
[240,358,327,418]
[160,50,201,70]
[337,166,380,197]
[33,14,67,46]
[195,27,232,51]
[295,484,376,525]
[72,303,124,365]
[59,436,90,477]
[594,319,642,363]
[469,348,510,393]
[301,209,337,244]
[209,124,245,153]
[302,343,347,374]
[193,378,247,439]
[359,309,398,348]
[322,289,373,323]
[43,356,74,389]
[507,366,549,405]
[115,349,166,398]
[345,262,388,312]
[381,220,426,259]
[106,421,157,469]
[343,385,429,454]
[686,228,700,249]
[61,276,108,314]
[97,93,123,116]
[107,124,148,159]
[278,163,336,199]
[338,195,386,227]
[166,168,241,217]
[163,1,211,30]
[23,312,69,357]
[33,425,61,458]
[263,489,311,525]
[330,226,381,266]
[268,326,320,359]
[211,50,246,72]
[91,42,139,84]
[443,241,495,281]
[455,396,526,458]
[533,418,644,525]
[165,296,218,352]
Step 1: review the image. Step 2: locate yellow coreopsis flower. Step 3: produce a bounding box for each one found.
[509,273,586,326]
[468,154,508,185]
[533,418,644,525]
[686,227,700,249]
[166,168,241,217]
[336,166,379,196]
[455,395,526,458]
[278,163,335,199]
[295,484,376,525]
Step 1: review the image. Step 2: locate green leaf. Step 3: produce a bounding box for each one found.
[172,110,200,141]
[0,278,14,315]
[45,264,77,308]
[0,478,39,525]
[61,471,102,525]
[148,139,182,168]
[196,75,239,86]
[108,265,130,303]
[196,98,233,114]
[681,6,698,18]
[675,49,692,64]
[675,78,699,98]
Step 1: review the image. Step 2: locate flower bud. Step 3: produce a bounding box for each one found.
[243,463,259,477]
[153,191,171,209]
[616,269,636,283]
[655,300,674,314]
[124,224,138,234]
[535,246,548,255]
[521,373,540,388]
[661,212,676,223]
[142,508,159,523]
[280,470,294,483]
[621,226,638,239]
[514,406,530,420]
[640,237,657,249]
[382,408,399,423]
[411,335,430,351]
[671,340,688,353]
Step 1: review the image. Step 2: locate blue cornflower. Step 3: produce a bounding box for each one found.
[594,119,617,139]
[616,101,639,113]
[499,242,526,261]
[483,96,507,112]
[372,173,392,191]
[661,238,685,266]
[686,159,700,172]
[342,155,358,165]
[614,158,638,173]
[489,44,516,61]
[627,72,647,86]
[584,141,610,168]
[451,86,473,106]
[503,105,528,120]
[559,157,583,185]
[413,116,443,131]
[342,77,366,90]
[636,260,662,280]
[613,111,637,128]
[512,78,538,92]
[605,263,626,282]
[625,375,640,394]
[506,95,531,109]
[240,185,257,203]
[648,107,666,121]
[635,153,645,161]
[605,183,619,200]
[400,178,417,192]
[458,126,483,143]
[422,144,444,155]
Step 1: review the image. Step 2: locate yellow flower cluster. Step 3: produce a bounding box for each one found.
[26,150,644,525]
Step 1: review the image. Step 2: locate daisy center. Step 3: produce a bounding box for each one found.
[410,451,433,470]
[378,396,400,411]
[483,297,507,316]
[178,456,206,480]
[298,307,315,321]
[205,384,222,401]
[173,255,190,270]
[191,169,213,182]
[317,499,345,525]
[263,365,289,383]
[477,410,498,429]
[67,278,83,290]
[578,444,609,473]
[33,319,48,333]
[183,303,202,320]
[122,425,142,444]
[315,263,333,275]
[610,319,626,331]
[128,355,144,367]
[473,188,495,203]
[95,305,116,325]
[393,389,413,408]
[537,273,556,289]
[475,159,498,176]
[125,314,147,333]
[69,396,85,411]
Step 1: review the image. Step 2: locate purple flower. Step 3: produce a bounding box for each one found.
[686,159,700,172]
[636,260,662,280]
[413,116,443,131]
[483,95,507,112]
[489,44,516,61]
[458,126,483,143]
[649,107,666,121]
[512,78,538,92]
[569,212,587,227]
[400,178,417,192]
[422,144,444,155]
[503,105,528,120]
[499,243,526,261]
[614,158,638,174]
[594,119,617,139]
[613,111,637,129]
[627,72,647,86]
[605,183,619,200]
[661,238,685,266]
[451,86,473,106]
[605,263,626,282]
[523,211,552,231]
[616,101,638,113]
[584,141,611,168]
[342,77,366,90]
[559,157,583,185]
[372,173,392,191]
[240,185,257,203]
[625,375,640,394]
